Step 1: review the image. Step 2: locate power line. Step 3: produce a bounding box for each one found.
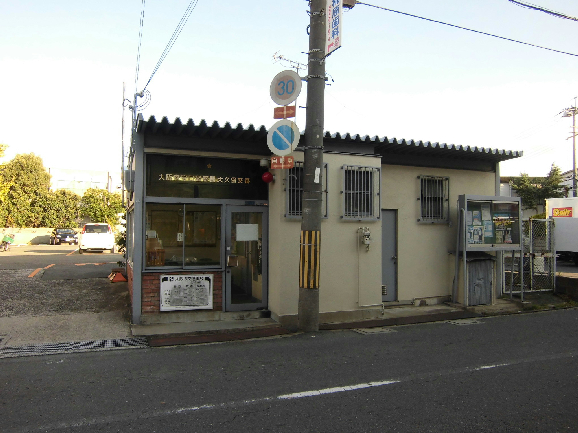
[508,0,578,22]
[356,1,578,58]
[134,0,146,95]
[142,0,200,91]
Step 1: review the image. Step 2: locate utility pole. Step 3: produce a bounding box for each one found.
[562,99,578,197]
[298,0,327,332]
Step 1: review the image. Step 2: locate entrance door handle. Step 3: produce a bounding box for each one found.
[227,255,239,267]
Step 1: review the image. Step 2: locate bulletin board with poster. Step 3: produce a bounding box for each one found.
[458,195,522,252]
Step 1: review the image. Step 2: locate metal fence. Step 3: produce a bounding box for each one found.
[503,219,555,294]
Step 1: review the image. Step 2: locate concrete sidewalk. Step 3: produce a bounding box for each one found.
[3,293,576,352]
[136,301,520,347]
[0,311,132,347]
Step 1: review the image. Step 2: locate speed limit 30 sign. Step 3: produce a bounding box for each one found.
[270,70,302,106]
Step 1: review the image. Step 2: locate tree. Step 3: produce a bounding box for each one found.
[510,164,567,211]
[40,189,81,228]
[0,144,7,158]
[0,153,51,227]
[80,188,123,227]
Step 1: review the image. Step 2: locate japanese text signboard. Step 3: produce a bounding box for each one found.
[271,156,295,169]
[326,0,342,56]
[552,207,573,217]
[160,274,213,311]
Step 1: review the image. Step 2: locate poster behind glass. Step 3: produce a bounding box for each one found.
[465,200,520,249]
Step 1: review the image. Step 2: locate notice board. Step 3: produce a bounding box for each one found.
[160,274,213,311]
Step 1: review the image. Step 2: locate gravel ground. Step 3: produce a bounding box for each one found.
[0,269,130,317]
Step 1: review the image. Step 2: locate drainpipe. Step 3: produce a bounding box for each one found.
[357,227,381,308]
[462,207,468,307]
[452,205,462,303]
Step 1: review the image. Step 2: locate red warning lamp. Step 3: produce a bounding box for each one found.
[262,172,274,183]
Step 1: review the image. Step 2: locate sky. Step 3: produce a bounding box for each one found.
[2,0,578,177]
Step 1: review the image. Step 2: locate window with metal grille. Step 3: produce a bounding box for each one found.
[285,162,328,218]
[342,165,381,220]
[418,175,449,223]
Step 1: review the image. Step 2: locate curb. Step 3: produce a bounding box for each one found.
[146,325,292,347]
[320,310,482,330]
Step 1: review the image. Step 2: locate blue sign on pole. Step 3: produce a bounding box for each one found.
[267,119,300,156]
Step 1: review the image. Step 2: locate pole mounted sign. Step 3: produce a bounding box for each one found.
[325,0,343,56]
[267,119,300,156]
[271,156,295,170]
[273,105,296,119]
[270,70,302,106]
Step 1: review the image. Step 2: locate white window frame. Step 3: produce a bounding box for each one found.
[341,165,381,220]
[285,162,328,219]
[418,175,449,224]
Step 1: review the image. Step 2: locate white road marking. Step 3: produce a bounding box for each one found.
[10,350,578,433]
[278,380,399,400]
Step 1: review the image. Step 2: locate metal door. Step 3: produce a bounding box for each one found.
[224,206,268,311]
[381,209,398,302]
[468,259,493,305]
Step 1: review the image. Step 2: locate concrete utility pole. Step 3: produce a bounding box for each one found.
[562,100,578,197]
[298,0,327,332]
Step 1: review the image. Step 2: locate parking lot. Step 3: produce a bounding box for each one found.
[0,245,131,346]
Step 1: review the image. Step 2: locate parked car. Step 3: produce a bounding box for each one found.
[79,223,115,254]
[50,228,78,245]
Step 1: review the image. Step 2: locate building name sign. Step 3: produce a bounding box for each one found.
[159,173,251,184]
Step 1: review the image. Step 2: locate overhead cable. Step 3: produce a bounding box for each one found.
[508,0,578,22]
[142,0,200,91]
[134,0,146,95]
[356,1,578,58]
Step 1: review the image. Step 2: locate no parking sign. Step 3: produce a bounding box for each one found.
[267,119,300,156]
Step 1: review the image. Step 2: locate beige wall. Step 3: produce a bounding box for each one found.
[142,148,499,319]
[381,165,496,301]
[268,152,382,318]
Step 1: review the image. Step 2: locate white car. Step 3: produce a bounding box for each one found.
[79,223,115,254]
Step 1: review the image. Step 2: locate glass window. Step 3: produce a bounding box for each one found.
[145,203,222,268]
[342,165,380,220]
[466,200,520,246]
[285,162,328,218]
[419,175,449,224]
[127,210,134,263]
[83,224,111,234]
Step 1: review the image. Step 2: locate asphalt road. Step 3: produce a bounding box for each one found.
[1,308,577,432]
[0,244,122,278]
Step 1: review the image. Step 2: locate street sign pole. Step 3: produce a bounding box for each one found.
[298,0,326,332]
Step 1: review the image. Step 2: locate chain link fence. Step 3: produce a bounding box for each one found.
[503,219,555,293]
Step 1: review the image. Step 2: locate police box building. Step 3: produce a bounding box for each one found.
[125,114,521,329]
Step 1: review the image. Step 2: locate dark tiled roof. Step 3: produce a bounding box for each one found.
[374,137,521,162]
[137,116,522,163]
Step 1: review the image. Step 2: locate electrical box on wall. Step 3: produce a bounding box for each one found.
[359,227,371,251]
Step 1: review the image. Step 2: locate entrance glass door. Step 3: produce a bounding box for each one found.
[225,206,268,311]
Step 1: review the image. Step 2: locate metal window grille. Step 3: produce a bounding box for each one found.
[418,175,449,223]
[342,165,381,220]
[285,162,328,218]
